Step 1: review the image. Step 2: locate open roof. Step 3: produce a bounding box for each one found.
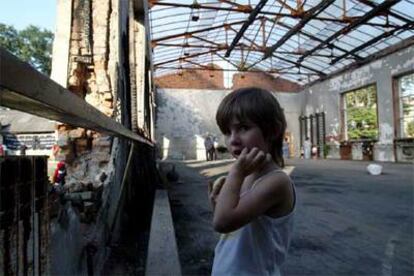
[148,0,414,85]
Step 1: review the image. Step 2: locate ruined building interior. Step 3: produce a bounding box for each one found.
[0,0,413,275]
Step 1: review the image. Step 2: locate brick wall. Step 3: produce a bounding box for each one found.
[154,65,225,89]
[154,66,302,92]
[232,72,302,92]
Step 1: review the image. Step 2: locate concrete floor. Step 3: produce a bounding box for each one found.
[167,158,414,276]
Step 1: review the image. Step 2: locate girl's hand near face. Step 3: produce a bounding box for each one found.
[208,176,226,209]
[230,147,272,178]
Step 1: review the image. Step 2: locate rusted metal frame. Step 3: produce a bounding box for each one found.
[154,42,266,52]
[156,65,320,76]
[191,35,222,47]
[271,19,362,59]
[297,0,402,63]
[272,53,326,76]
[154,48,220,67]
[184,59,214,69]
[225,0,269,57]
[151,18,197,29]
[276,0,298,14]
[356,0,413,24]
[155,42,219,49]
[330,21,414,65]
[152,19,247,43]
[314,16,399,28]
[219,0,251,9]
[0,48,153,146]
[150,1,297,18]
[261,17,266,48]
[243,18,266,65]
[307,36,414,88]
[179,4,196,59]
[215,52,244,68]
[264,0,334,59]
[228,26,263,50]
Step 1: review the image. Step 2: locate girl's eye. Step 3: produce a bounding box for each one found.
[239,125,249,131]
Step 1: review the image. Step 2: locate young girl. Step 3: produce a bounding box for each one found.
[208,87,296,276]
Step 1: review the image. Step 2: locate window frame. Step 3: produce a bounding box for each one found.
[393,70,414,140]
[340,83,379,142]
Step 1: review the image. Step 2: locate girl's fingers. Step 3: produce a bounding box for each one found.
[240,147,249,157]
[252,150,266,165]
[246,147,259,160]
[212,176,226,195]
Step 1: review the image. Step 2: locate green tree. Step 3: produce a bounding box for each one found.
[347,107,378,139]
[0,23,54,75]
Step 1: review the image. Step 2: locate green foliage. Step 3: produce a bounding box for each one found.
[345,85,378,140]
[323,144,331,157]
[407,121,414,138]
[0,23,54,75]
[347,107,378,140]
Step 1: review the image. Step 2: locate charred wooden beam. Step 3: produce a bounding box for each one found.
[0,48,153,146]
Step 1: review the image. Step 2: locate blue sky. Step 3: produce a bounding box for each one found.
[0,0,56,31]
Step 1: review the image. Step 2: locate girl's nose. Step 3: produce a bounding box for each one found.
[228,131,240,145]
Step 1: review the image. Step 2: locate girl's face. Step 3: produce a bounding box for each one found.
[224,117,269,159]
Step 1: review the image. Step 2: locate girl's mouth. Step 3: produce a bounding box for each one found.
[233,149,242,156]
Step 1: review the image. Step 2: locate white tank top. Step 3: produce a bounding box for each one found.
[212,169,296,276]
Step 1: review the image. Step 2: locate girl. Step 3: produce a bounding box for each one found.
[208,87,296,276]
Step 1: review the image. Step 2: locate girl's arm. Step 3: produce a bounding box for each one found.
[213,148,291,233]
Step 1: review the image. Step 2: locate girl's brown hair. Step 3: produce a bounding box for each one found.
[216,87,287,167]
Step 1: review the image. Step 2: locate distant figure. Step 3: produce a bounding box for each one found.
[303,137,311,159]
[0,144,7,156]
[311,145,318,159]
[213,137,219,160]
[283,137,289,159]
[204,135,214,161]
[20,144,28,156]
[53,161,67,186]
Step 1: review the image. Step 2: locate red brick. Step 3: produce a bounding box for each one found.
[154,65,302,92]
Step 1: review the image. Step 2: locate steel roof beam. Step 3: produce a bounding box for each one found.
[272,19,363,60]
[225,0,269,57]
[155,65,319,75]
[356,0,413,24]
[330,21,414,64]
[150,1,295,18]
[272,54,327,76]
[264,0,334,59]
[152,19,247,43]
[154,49,219,67]
[297,0,402,63]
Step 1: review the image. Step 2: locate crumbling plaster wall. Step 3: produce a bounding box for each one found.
[155,88,304,160]
[302,44,414,161]
[49,0,148,275]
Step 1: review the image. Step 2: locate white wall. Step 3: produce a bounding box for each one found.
[303,44,414,161]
